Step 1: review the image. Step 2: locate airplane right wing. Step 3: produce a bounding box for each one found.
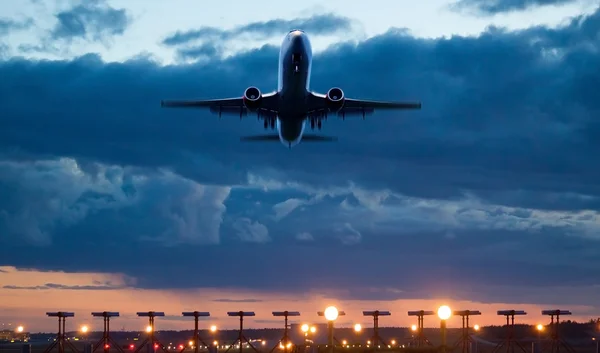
[307,91,421,119]
[161,92,279,119]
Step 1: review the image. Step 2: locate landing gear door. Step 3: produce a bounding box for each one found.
[292,53,302,73]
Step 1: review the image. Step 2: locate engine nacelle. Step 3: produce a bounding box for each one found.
[326,87,345,112]
[243,86,262,110]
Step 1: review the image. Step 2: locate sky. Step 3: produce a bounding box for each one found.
[1,0,600,334]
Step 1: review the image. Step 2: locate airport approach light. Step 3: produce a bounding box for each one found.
[438,306,451,353]
[364,310,391,348]
[454,310,481,353]
[324,306,339,321]
[438,306,452,321]
[354,323,362,332]
[17,326,24,333]
[537,324,544,331]
[301,324,309,333]
[541,309,575,352]
[182,311,211,353]
[272,311,300,353]
[310,326,316,333]
[91,311,121,353]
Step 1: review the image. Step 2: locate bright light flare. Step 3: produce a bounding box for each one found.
[301,324,309,333]
[411,324,417,331]
[438,305,452,320]
[189,341,194,346]
[16,326,24,333]
[146,325,152,333]
[210,325,217,332]
[80,325,89,333]
[537,324,544,331]
[354,323,362,332]
[324,306,338,321]
[310,326,316,333]
[474,324,480,331]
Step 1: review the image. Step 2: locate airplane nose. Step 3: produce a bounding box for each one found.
[290,34,304,49]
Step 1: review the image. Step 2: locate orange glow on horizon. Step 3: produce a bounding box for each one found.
[0,266,595,332]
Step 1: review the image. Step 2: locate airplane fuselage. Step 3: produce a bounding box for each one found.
[276,30,313,148]
[160,30,422,147]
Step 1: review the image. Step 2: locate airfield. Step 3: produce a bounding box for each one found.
[1,307,598,353]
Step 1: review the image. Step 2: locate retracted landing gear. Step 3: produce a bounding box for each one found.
[263,117,276,130]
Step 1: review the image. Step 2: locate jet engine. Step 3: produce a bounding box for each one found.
[243,86,262,110]
[326,87,345,111]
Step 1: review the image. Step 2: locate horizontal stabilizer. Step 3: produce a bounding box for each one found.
[240,134,280,141]
[240,134,337,142]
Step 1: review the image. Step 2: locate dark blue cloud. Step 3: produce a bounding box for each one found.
[451,0,579,14]
[1,8,600,306]
[162,14,357,61]
[0,17,34,36]
[162,14,356,46]
[50,0,131,41]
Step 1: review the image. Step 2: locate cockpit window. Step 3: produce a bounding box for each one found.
[292,53,302,62]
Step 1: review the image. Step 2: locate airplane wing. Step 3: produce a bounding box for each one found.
[161,92,279,119]
[307,92,421,119]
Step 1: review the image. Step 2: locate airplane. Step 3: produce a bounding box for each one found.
[160,29,422,148]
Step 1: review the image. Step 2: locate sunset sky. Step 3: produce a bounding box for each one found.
[1,0,600,333]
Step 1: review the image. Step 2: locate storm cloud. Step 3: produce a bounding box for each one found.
[1,7,600,307]
[50,0,131,42]
[161,13,358,61]
[451,0,580,14]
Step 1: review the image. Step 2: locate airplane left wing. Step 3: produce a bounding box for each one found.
[307,92,421,119]
[161,92,279,119]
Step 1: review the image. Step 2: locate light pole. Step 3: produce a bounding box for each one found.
[325,307,338,348]
[438,306,452,353]
[80,325,89,343]
[536,324,544,353]
[473,324,480,353]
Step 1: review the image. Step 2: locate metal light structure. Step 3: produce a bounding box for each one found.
[438,306,452,353]
[453,310,482,353]
[181,311,211,353]
[91,311,122,353]
[542,309,576,353]
[492,310,528,353]
[224,311,259,353]
[135,311,167,353]
[318,307,346,353]
[43,312,78,353]
[270,311,300,353]
[408,310,434,347]
[363,310,391,349]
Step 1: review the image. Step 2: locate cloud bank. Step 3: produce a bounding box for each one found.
[1,7,600,312]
